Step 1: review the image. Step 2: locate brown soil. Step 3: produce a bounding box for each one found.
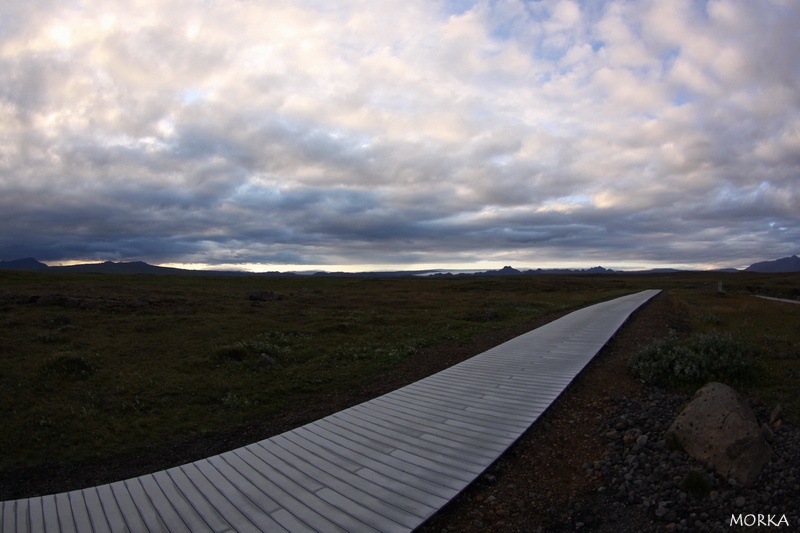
[1,291,680,532]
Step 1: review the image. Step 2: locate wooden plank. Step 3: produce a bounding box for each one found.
[55,492,77,533]
[403,379,544,418]
[350,400,509,451]
[316,488,406,533]
[330,411,489,469]
[389,387,531,428]
[346,406,499,459]
[64,492,91,533]
[159,467,234,532]
[79,487,112,533]
[107,482,147,533]
[371,393,519,435]
[0,500,22,533]
[137,474,201,533]
[282,430,450,508]
[176,463,261,533]
[40,495,59,533]
[191,459,286,532]
[203,454,283,515]
[239,443,327,493]
[123,478,169,532]
[368,394,515,442]
[298,425,463,496]
[26,498,44,533]
[124,476,176,533]
[271,508,316,533]
[386,388,532,430]
[384,389,520,430]
[13,499,30,533]
[270,433,438,522]
[1,500,14,533]
[314,419,474,487]
[229,447,353,532]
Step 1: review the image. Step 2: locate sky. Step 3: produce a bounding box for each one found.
[1,0,798,272]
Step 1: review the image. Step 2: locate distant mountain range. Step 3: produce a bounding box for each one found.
[1,255,799,276]
[744,255,800,273]
[0,259,622,277]
[0,258,286,276]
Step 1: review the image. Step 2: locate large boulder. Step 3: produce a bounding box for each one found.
[665,382,772,486]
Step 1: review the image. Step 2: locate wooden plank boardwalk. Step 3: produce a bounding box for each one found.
[756,295,800,305]
[2,289,660,533]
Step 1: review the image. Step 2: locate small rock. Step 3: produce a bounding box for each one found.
[257,353,277,368]
[735,496,746,508]
[770,404,783,424]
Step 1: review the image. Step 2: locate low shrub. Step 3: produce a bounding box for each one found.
[40,353,96,380]
[211,331,309,366]
[628,331,761,387]
[33,332,64,344]
[212,346,248,364]
[220,392,254,409]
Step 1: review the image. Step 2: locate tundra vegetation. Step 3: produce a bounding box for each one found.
[0,270,798,474]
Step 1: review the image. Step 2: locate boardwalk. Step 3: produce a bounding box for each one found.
[756,295,800,305]
[2,289,660,533]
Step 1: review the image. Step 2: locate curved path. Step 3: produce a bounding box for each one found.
[2,289,660,533]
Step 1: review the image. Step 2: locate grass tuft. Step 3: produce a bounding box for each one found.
[39,353,96,380]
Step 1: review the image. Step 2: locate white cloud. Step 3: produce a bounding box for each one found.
[0,0,797,269]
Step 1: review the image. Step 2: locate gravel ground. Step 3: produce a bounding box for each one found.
[580,387,799,533]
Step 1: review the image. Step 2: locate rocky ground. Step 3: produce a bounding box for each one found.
[4,292,797,531]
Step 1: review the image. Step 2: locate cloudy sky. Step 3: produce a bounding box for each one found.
[1,0,798,272]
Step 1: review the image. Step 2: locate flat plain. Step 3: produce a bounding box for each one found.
[1,270,798,502]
